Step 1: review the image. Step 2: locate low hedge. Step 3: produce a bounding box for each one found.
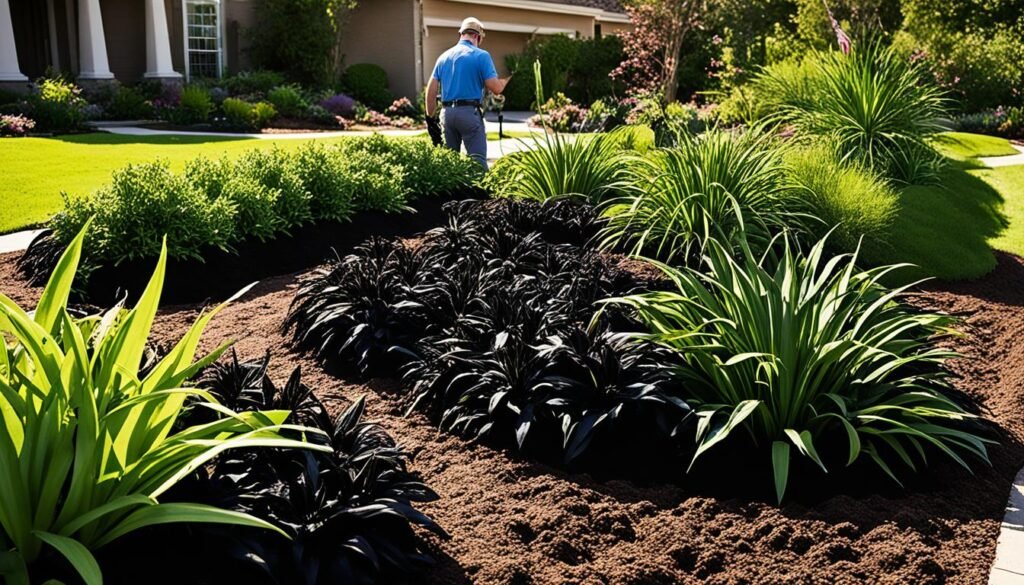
[39,137,483,271]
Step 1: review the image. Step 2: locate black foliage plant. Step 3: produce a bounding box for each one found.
[182,354,444,585]
[287,198,692,465]
[284,237,430,375]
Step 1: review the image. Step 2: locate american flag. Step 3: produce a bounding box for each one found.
[822,0,852,54]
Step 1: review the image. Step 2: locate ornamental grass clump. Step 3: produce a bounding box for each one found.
[782,142,899,258]
[0,223,328,585]
[756,39,949,184]
[598,127,795,264]
[487,130,630,203]
[604,234,990,503]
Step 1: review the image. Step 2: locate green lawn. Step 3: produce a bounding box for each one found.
[0,133,370,234]
[880,133,1024,280]
[3,130,1023,283]
[931,131,1020,161]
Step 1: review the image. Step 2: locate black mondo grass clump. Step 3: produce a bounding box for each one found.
[285,198,693,466]
[180,352,444,585]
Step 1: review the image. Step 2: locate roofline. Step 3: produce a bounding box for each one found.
[446,0,619,19]
[424,16,579,37]
[596,11,630,23]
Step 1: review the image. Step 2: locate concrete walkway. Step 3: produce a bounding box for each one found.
[92,118,544,165]
[979,144,1024,168]
[990,466,1024,584]
[0,229,44,255]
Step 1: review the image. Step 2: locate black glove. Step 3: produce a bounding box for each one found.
[425,115,443,147]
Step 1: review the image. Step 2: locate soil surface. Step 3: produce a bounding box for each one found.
[2,248,1022,585]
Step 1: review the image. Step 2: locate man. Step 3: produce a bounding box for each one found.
[425,17,510,169]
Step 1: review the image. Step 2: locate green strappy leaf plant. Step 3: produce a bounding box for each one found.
[602,234,991,503]
[0,222,329,585]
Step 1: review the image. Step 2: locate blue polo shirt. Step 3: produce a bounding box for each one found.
[431,39,498,102]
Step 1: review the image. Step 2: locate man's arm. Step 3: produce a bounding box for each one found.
[484,76,511,95]
[425,77,440,118]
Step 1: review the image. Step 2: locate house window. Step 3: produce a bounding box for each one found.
[184,0,222,79]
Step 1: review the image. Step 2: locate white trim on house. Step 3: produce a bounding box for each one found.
[446,0,605,18]
[596,11,630,23]
[181,0,224,79]
[423,16,578,37]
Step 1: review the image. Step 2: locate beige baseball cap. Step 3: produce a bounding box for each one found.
[459,17,485,37]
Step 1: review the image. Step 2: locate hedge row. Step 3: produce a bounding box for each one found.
[48,136,482,266]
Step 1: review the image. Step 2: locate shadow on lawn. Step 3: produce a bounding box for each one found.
[50,131,253,146]
[878,160,1010,282]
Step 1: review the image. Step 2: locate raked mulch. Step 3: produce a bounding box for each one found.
[1,247,1023,584]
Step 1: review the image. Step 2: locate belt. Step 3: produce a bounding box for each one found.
[442,100,481,107]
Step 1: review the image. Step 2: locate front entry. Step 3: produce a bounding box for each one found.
[9,0,51,78]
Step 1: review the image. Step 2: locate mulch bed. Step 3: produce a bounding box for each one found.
[2,244,1022,585]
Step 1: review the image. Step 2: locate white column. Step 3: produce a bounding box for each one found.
[77,0,113,80]
[0,0,27,81]
[144,0,180,78]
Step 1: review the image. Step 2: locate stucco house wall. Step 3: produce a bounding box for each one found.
[1,0,627,96]
[338,0,420,100]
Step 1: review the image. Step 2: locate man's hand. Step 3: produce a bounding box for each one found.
[425,78,440,118]
[485,75,512,96]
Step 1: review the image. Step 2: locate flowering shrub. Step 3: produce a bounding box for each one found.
[25,77,87,133]
[319,93,356,117]
[528,93,594,132]
[0,114,35,136]
[388,116,417,129]
[305,104,352,128]
[357,109,391,126]
[955,106,1024,139]
[386,96,419,119]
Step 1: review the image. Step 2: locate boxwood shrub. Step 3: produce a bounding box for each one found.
[51,160,235,263]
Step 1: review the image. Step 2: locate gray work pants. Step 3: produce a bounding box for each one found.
[441,105,488,170]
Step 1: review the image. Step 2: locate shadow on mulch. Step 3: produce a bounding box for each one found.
[76,191,482,306]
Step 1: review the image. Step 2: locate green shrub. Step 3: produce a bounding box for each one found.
[250,101,278,127]
[221,97,254,128]
[756,40,949,184]
[167,85,214,125]
[605,234,990,503]
[339,151,406,212]
[0,225,327,585]
[234,148,312,229]
[267,84,308,117]
[222,69,287,96]
[185,157,283,241]
[220,176,284,241]
[294,142,355,221]
[341,63,393,111]
[503,34,625,110]
[221,97,277,129]
[51,161,235,264]
[27,77,86,133]
[248,0,341,86]
[337,135,481,197]
[607,124,656,153]
[488,132,628,203]
[782,143,899,257]
[105,85,154,120]
[598,128,790,263]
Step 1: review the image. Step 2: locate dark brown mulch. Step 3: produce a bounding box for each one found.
[1,248,1022,585]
